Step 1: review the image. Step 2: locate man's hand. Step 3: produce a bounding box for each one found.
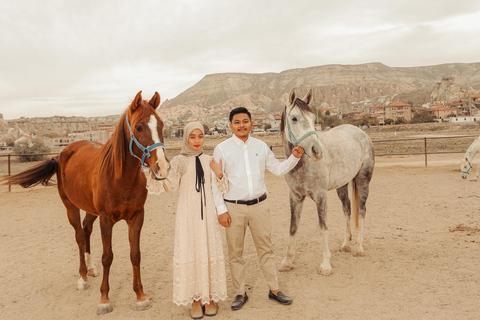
[218,212,231,227]
[292,146,305,158]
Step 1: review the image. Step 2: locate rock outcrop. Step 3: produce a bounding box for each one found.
[159,62,480,122]
[3,62,480,136]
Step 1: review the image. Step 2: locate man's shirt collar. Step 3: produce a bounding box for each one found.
[232,134,251,145]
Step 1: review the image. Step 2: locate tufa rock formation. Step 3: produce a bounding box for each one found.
[3,62,480,137]
[159,62,480,122]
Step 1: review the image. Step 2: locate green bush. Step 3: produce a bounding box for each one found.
[13,139,51,162]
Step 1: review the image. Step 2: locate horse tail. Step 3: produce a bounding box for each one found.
[3,157,58,188]
[351,178,360,229]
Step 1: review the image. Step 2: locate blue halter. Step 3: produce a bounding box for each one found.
[462,159,473,174]
[125,113,165,172]
[285,114,317,147]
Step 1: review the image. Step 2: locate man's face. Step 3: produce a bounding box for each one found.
[229,113,252,140]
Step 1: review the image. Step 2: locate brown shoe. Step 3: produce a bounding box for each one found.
[190,301,204,319]
[204,301,218,316]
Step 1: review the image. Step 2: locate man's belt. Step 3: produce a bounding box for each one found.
[224,193,267,206]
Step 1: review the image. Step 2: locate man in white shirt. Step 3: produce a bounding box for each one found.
[211,107,304,311]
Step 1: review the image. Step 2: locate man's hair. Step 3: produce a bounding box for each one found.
[229,107,251,122]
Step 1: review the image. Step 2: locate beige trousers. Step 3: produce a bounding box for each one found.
[225,199,279,295]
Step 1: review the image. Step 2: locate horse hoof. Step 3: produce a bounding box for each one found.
[88,267,99,277]
[319,268,332,276]
[339,246,351,253]
[320,269,332,276]
[136,298,152,311]
[76,278,89,290]
[279,265,293,272]
[97,303,113,315]
[354,251,365,257]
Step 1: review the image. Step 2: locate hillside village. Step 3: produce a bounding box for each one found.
[1,62,480,151]
[1,91,479,152]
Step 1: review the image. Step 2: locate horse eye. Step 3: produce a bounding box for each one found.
[136,125,143,132]
[292,117,297,122]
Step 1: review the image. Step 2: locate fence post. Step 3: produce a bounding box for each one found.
[424,137,427,166]
[8,154,11,192]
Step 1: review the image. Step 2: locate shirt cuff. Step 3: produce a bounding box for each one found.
[288,153,301,164]
[216,204,228,215]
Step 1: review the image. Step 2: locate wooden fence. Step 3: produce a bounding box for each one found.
[1,135,477,191]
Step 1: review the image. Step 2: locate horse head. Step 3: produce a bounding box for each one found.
[125,91,170,180]
[282,87,322,161]
[460,154,472,179]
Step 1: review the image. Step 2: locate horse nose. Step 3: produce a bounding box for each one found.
[155,162,170,172]
[311,145,322,160]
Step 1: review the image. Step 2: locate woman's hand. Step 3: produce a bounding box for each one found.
[210,158,223,178]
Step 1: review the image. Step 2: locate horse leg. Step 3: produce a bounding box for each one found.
[336,184,352,253]
[313,191,331,276]
[354,164,373,257]
[97,215,114,315]
[83,213,99,277]
[280,191,305,272]
[64,202,89,290]
[127,210,151,311]
[473,164,480,181]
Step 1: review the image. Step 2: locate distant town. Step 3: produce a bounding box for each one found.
[1,93,479,152]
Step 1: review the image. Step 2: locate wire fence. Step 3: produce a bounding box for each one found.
[1,134,477,192]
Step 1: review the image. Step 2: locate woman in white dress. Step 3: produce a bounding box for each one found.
[147,122,228,319]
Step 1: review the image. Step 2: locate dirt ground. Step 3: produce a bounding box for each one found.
[1,153,480,319]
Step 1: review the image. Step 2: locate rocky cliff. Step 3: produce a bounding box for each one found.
[159,62,480,122]
[0,115,121,142]
[2,62,480,139]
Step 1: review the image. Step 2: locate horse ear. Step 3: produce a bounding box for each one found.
[303,89,313,105]
[289,88,296,105]
[131,91,143,112]
[149,92,161,110]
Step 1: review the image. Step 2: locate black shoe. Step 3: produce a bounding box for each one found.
[231,293,248,310]
[268,290,292,305]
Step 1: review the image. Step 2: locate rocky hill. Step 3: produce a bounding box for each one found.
[159,62,480,122]
[0,114,121,143]
[2,62,480,140]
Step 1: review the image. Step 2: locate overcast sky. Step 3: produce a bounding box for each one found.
[1,0,479,119]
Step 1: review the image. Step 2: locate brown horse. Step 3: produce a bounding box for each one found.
[3,91,170,315]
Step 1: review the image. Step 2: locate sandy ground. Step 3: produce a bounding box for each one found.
[1,153,479,320]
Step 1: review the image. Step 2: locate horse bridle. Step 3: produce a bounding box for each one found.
[462,159,473,174]
[126,113,165,173]
[285,111,318,147]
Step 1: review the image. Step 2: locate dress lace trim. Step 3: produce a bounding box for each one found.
[172,259,228,306]
[214,172,228,194]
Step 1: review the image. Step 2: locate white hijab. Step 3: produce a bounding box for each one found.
[180,122,204,157]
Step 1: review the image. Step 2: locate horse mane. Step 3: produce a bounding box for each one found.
[99,102,155,179]
[280,98,316,138]
[100,113,128,180]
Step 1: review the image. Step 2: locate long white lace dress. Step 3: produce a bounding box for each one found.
[147,154,228,306]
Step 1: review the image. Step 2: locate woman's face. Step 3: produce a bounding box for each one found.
[188,128,204,151]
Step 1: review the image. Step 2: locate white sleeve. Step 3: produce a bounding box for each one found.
[146,156,183,194]
[211,146,228,215]
[265,143,300,176]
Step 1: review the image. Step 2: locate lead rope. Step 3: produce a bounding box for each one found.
[195,153,206,220]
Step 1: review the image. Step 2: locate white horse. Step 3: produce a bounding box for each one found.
[279,88,375,276]
[461,136,480,181]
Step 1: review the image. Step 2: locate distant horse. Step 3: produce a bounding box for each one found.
[279,88,375,275]
[461,135,480,181]
[3,91,170,315]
